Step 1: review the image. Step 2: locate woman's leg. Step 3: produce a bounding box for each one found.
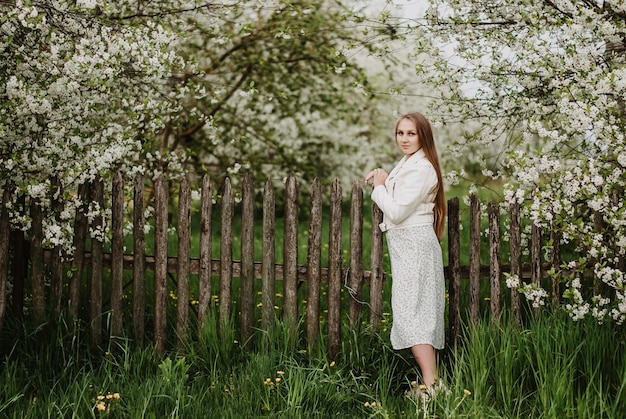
[411,344,437,387]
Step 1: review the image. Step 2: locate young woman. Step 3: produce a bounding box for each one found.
[365,112,446,396]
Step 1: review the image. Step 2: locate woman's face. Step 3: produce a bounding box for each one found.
[395,118,420,156]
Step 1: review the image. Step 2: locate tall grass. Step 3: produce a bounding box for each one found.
[1,307,624,418]
[3,183,622,417]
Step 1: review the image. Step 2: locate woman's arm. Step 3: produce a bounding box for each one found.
[371,161,437,224]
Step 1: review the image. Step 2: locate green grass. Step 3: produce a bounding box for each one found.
[1,308,624,418]
[6,181,617,417]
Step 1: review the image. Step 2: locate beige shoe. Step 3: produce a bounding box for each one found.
[425,380,450,400]
[404,383,428,401]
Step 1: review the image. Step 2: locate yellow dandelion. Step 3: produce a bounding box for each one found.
[275,377,282,384]
[364,402,370,408]
[106,394,113,400]
[484,297,491,301]
[257,291,263,295]
[274,305,279,310]
[329,361,336,367]
[257,302,263,307]
[97,395,105,401]
[464,389,472,396]
[275,293,283,298]
[419,384,428,391]
[113,393,120,400]
[410,381,417,388]
[277,371,285,376]
[32,397,37,402]
[96,402,106,411]
[233,340,239,344]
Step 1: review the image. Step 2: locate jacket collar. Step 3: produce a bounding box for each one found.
[400,148,426,165]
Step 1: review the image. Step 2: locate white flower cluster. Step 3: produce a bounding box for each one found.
[563,278,590,321]
[505,273,520,289]
[519,283,548,309]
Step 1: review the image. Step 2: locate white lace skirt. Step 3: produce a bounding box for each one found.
[386,225,445,350]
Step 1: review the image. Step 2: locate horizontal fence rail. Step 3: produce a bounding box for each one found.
[1,171,564,357]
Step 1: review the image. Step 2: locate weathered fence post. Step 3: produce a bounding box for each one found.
[261,179,275,332]
[198,175,212,331]
[447,197,461,348]
[531,223,542,319]
[469,193,481,324]
[30,200,45,325]
[133,172,146,346]
[219,177,234,335]
[49,177,63,316]
[306,178,322,349]
[90,178,104,346]
[369,202,384,330]
[10,196,26,320]
[111,170,124,344]
[488,201,501,324]
[327,179,342,360]
[509,201,522,326]
[348,181,363,329]
[69,183,89,329]
[176,178,191,351]
[240,174,255,345]
[593,211,605,295]
[0,188,9,331]
[154,175,168,356]
[283,173,298,336]
[550,224,561,309]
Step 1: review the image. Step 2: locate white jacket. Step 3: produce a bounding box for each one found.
[371,149,438,232]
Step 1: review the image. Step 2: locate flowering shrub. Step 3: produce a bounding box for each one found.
[1,1,398,256]
[0,0,185,251]
[387,0,626,323]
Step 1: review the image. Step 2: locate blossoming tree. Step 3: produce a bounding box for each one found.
[390,0,626,323]
[1,0,397,247]
[149,0,397,193]
[0,0,401,326]
[0,1,186,248]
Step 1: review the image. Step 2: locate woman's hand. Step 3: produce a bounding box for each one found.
[364,168,388,187]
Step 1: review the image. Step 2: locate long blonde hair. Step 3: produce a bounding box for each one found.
[395,112,446,240]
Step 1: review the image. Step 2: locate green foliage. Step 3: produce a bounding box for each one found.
[1,309,624,417]
[141,0,398,195]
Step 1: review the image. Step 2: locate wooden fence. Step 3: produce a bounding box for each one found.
[0,172,560,358]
